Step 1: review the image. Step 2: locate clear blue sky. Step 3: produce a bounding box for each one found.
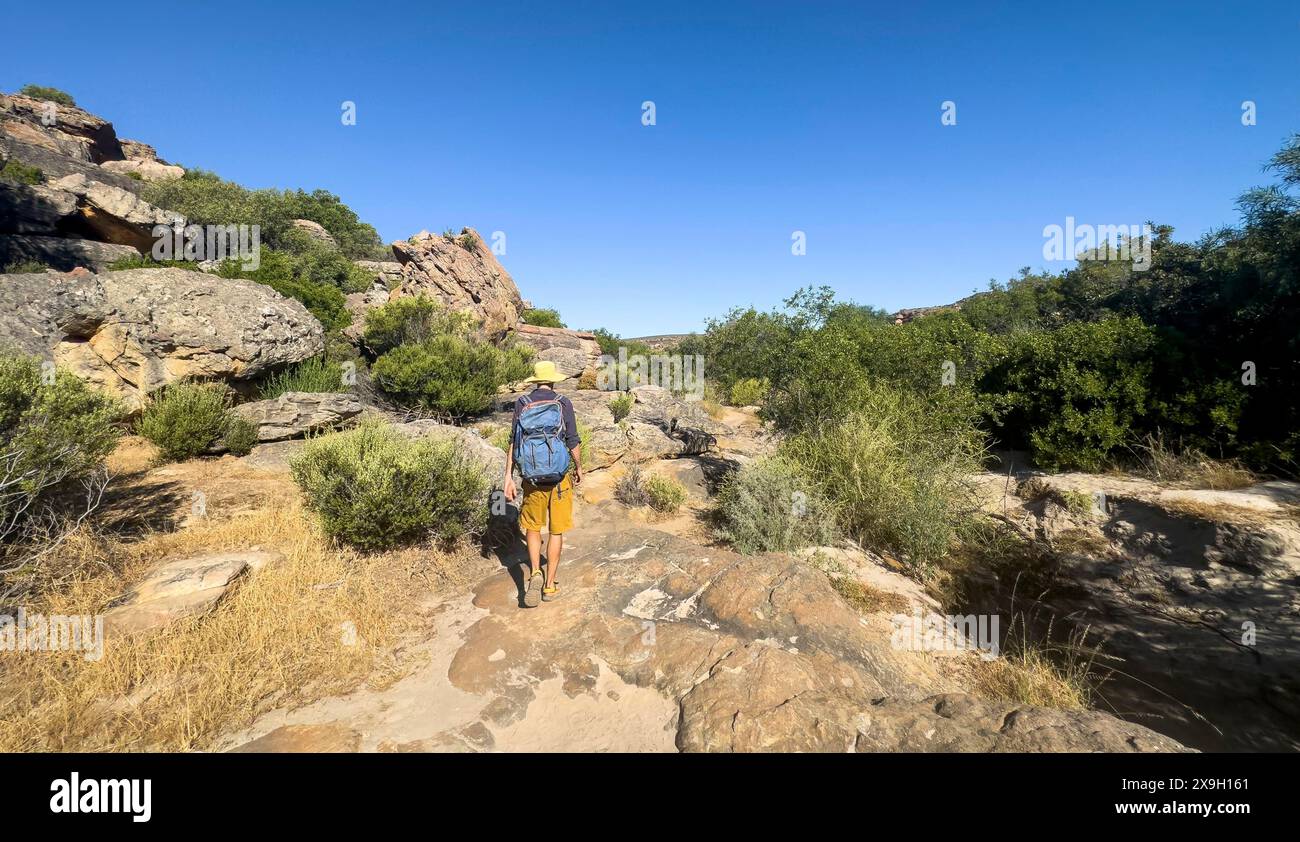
[5,1,1298,335]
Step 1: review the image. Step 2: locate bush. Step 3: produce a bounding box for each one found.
[522,308,566,329]
[222,417,259,456]
[18,85,75,106]
[0,353,122,573]
[644,475,687,513]
[216,248,351,331]
[984,316,1157,471]
[614,466,650,507]
[257,356,345,399]
[781,381,984,570]
[290,419,488,551]
[142,171,382,259]
[713,455,839,554]
[136,382,233,462]
[729,377,768,407]
[370,334,531,418]
[0,160,45,186]
[362,296,473,355]
[609,392,634,422]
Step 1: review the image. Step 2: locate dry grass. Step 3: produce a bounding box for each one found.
[829,575,909,615]
[1156,497,1273,525]
[0,501,450,752]
[1129,434,1256,490]
[971,615,1100,710]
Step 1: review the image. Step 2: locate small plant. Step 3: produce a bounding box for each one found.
[442,228,458,241]
[290,419,488,551]
[0,160,46,186]
[125,171,144,182]
[457,231,478,250]
[614,466,650,507]
[729,377,768,407]
[644,475,688,514]
[18,84,76,106]
[222,417,259,456]
[257,356,345,398]
[136,382,232,462]
[0,260,49,273]
[609,392,634,422]
[713,455,840,554]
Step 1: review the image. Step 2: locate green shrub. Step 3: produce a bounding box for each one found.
[522,308,566,329]
[644,475,688,513]
[370,334,531,418]
[136,382,232,462]
[609,392,634,422]
[18,85,75,106]
[0,260,49,274]
[216,248,351,331]
[362,296,473,355]
[222,417,259,456]
[713,455,839,554]
[0,353,122,567]
[781,381,984,570]
[290,419,488,551]
[728,377,768,407]
[142,171,382,259]
[984,316,1157,471]
[457,232,478,251]
[0,160,45,186]
[257,356,345,399]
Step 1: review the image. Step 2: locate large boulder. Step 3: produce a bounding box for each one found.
[290,218,337,249]
[0,267,324,409]
[0,233,139,271]
[100,158,184,183]
[390,228,524,340]
[0,93,124,163]
[47,173,183,250]
[232,392,364,442]
[514,323,601,379]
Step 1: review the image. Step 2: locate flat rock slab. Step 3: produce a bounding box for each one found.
[233,391,363,442]
[104,550,283,637]
[230,723,361,753]
[220,526,1186,753]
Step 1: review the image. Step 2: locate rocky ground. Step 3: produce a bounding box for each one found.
[212,398,1185,754]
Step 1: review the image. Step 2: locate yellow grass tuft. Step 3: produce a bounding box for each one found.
[0,502,446,752]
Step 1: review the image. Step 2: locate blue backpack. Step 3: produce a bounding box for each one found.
[514,396,571,488]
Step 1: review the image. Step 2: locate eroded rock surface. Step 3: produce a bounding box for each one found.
[390,228,524,339]
[233,392,363,442]
[0,267,323,409]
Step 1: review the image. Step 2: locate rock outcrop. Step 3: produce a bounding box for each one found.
[514,323,601,379]
[390,228,524,339]
[233,392,364,442]
[0,93,124,164]
[974,473,1300,752]
[0,267,324,409]
[0,233,139,271]
[290,218,337,249]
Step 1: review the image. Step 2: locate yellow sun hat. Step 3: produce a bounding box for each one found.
[524,360,568,383]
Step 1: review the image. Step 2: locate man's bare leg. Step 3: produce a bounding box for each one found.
[526,529,542,577]
[544,533,563,588]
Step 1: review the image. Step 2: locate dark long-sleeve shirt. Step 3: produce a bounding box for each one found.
[512,387,580,451]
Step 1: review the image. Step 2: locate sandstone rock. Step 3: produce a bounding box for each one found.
[1,133,141,193]
[230,723,361,753]
[104,550,282,637]
[342,282,390,343]
[390,228,524,339]
[290,218,337,248]
[0,93,124,163]
[0,181,81,235]
[514,324,601,379]
[48,173,183,250]
[353,260,403,288]
[233,392,364,442]
[392,419,507,486]
[100,158,184,183]
[119,139,167,163]
[0,233,139,271]
[0,267,324,409]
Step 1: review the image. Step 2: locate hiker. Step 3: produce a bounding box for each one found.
[503,360,583,607]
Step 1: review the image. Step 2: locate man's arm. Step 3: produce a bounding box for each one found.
[503,399,521,500]
[562,397,583,484]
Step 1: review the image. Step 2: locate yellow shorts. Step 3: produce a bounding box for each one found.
[518,473,574,534]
